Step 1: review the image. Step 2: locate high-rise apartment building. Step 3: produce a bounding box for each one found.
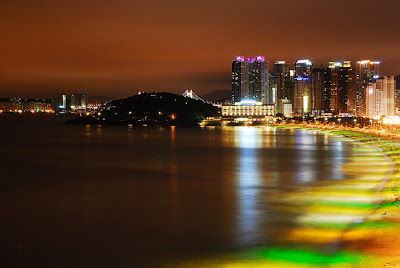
[268,73,278,105]
[55,94,68,113]
[54,93,87,113]
[273,61,295,114]
[311,68,326,114]
[232,56,247,103]
[71,94,87,111]
[356,60,380,116]
[294,59,313,77]
[232,56,270,104]
[395,75,400,114]
[366,76,395,118]
[293,60,313,115]
[396,75,400,90]
[328,61,357,114]
[273,61,294,101]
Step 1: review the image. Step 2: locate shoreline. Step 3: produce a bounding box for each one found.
[172,125,400,267]
[278,124,400,267]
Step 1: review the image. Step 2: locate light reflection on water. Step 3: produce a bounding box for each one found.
[235,127,262,245]
[230,127,352,246]
[0,122,373,267]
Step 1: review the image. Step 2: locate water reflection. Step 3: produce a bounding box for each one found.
[235,127,263,244]
[1,121,383,267]
[294,131,318,183]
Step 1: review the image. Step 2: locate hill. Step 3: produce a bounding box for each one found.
[69,92,220,126]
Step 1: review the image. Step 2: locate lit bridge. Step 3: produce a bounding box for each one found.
[182,90,205,102]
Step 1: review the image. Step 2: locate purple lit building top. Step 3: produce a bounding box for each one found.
[246,57,256,63]
[256,56,265,62]
[235,56,245,62]
[234,55,266,63]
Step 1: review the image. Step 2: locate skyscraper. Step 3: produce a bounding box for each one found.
[252,56,269,104]
[366,76,395,118]
[395,75,400,114]
[232,56,269,104]
[396,75,400,90]
[273,61,294,100]
[55,94,68,113]
[268,72,278,105]
[328,61,357,114]
[294,59,313,78]
[293,60,313,115]
[71,94,87,111]
[356,60,380,116]
[232,56,248,103]
[311,68,326,114]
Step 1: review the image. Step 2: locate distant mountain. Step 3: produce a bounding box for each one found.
[200,90,231,102]
[87,96,114,105]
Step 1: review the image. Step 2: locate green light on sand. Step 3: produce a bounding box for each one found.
[247,248,366,265]
[305,221,396,229]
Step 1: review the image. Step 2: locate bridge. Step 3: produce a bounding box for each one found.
[182,90,205,102]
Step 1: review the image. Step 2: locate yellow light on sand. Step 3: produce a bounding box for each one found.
[298,213,364,224]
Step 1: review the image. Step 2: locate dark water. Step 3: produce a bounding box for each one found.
[0,117,357,267]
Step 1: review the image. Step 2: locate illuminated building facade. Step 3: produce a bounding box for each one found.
[311,68,326,114]
[395,75,400,114]
[328,61,356,114]
[356,60,380,116]
[294,78,312,115]
[55,93,87,113]
[232,56,248,103]
[294,59,313,77]
[71,94,87,111]
[0,98,53,113]
[268,73,278,105]
[221,100,275,118]
[273,61,294,104]
[366,76,395,118]
[277,98,293,117]
[55,94,68,113]
[232,56,269,104]
[293,60,313,115]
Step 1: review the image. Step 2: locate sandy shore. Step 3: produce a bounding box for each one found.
[280,124,400,267]
[170,125,400,267]
[178,125,400,267]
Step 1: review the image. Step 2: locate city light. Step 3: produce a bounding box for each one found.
[297,59,313,65]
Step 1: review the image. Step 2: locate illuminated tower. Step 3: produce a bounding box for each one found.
[395,75,400,114]
[232,56,249,103]
[294,59,313,78]
[55,94,68,113]
[366,76,395,118]
[293,60,313,115]
[273,61,295,105]
[251,56,270,104]
[71,93,87,111]
[356,60,380,116]
[311,68,326,114]
[328,61,356,114]
[232,56,269,104]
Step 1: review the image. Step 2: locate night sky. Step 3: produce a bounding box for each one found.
[1,0,399,98]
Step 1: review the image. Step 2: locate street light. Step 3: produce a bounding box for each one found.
[354,119,357,128]
[338,118,341,125]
